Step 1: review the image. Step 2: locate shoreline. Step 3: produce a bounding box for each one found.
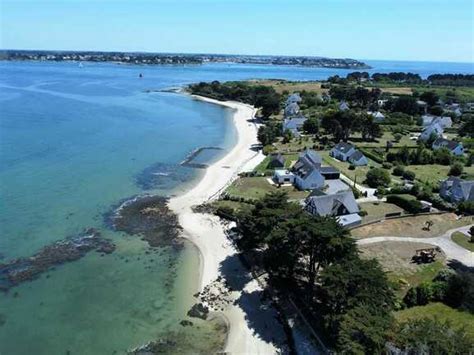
[168,94,287,353]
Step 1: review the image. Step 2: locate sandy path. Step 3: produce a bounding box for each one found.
[168,95,284,354]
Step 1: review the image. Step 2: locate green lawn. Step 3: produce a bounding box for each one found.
[352,131,418,149]
[320,151,378,186]
[407,164,474,185]
[359,201,404,223]
[395,303,474,338]
[226,176,309,201]
[451,231,474,252]
[253,153,298,174]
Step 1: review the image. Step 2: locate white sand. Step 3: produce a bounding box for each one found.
[168,95,285,354]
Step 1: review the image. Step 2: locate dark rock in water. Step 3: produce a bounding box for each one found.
[187,302,209,320]
[0,228,115,291]
[107,195,183,249]
[135,162,195,190]
[179,319,193,327]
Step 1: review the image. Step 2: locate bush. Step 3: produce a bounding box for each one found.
[449,162,464,176]
[458,201,474,215]
[360,148,384,164]
[348,164,355,170]
[402,170,416,181]
[386,194,423,214]
[358,210,368,217]
[393,165,405,176]
[262,145,275,155]
[382,162,393,169]
[366,168,391,188]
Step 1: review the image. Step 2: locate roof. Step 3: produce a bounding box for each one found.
[333,142,355,154]
[300,149,322,165]
[320,166,339,174]
[286,93,302,104]
[305,190,359,217]
[349,150,365,161]
[456,180,474,200]
[269,153,286,165]
[284,102,300,117]
[283,117,306,130]
[336,213,362,227]
[433,138,461,151]
[274,169,294,178]
[339,101,350,111]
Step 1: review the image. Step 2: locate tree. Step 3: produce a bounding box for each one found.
[303,118,320,134]
[366,168,391,188]
[459,114,474,138]
[393,318,474,354]
[433,148,453,165]
[428,105,444,116]
[257,123,280,146]
[449,162,464,176]
[356,113,383,141]
[322,110,357,141]
[419,91,440,106]
[386,96,419,115]
[337,305,394,355]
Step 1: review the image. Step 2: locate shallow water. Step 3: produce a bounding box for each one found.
[0,59,472,354]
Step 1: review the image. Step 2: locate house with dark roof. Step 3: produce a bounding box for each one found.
[339,101,350,111]
[432,138,464,156]
[419,123,444,142]
[304,190,361,227]
[330,142,356,161]
[319,166,340,180]
[267,153,286,169]
[348,150,369,166]
[368,111,385,122]
[282,117,306,137]
[422,115,452,129]
[286,93,302,105]
[440,177,474,203]
[284,102,301,118]
[292,149,325,190]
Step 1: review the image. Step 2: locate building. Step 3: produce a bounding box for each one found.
[286,93,302,105]
[267,153,286,168]
[419,123,444,142]
[273,170,295,185]
[368,111,385,122]
[348,151,369,166]
[282,117,306,137]
[417,100,428,113]
[320,166,340,180]
[304,190,361,227]
[421,115,452,129]
[432,138,464,156]
[440,177,474,203]
[330,142,356,161]
[293,149,325,190]
[339,101,350,111]
[284,102,300,118]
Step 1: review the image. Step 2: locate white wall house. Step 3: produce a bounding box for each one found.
[330,142,356,161]
[273,170,295,184]
[432,138,464,156]
[419,123,444,142]
[348,151,369,166]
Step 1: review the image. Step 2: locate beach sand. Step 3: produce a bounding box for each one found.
[168,95,286,354]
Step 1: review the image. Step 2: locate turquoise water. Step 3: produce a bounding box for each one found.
[0,60,473,354]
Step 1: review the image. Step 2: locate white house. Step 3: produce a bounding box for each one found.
[282,117,306,137]
[422,115,452,129]
[440,177,474,203]
[419,123,444,142]
[432,138,464,156]
[348,151,369,166]
[304,190,361,227]
[339,101,350,111]
[330,142,356,161]
[292,150,325,190]
[286,93,302,105]
[273,170,295,185]
[368,111,385,122]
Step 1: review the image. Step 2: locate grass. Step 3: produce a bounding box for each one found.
[320,151,377,186]
[226,176,309,201]
[406,164,474,185]
[253,153,299,175]
[353,131,418,149]
[359,241,446,297]
[246,79,329,95]
[352,214,474,239]
[451,231,474,252]
[395,303,474,338]
[359,201,404,223]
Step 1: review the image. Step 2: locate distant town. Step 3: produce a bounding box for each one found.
[0,49,370,69]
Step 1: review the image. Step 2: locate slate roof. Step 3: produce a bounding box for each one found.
[268,153,285,166]
[283,117,306,130]
[320,166,340,174]
[433,138,461,151]
[286,93,302,105]
[284,102,300,117]
[339,101,350,111]
[349,150,365,161]
[333,142,355,154]
[305,190,359,217]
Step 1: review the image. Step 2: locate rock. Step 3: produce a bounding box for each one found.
[179,320,193,327]
[187,303,209,320]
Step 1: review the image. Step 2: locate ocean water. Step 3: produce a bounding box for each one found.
[0,59,472,354]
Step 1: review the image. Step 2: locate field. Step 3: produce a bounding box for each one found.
[320,151,377,186]
[407,164,474,185]
[359,241,445,296]
[246,79,328,95]
[359,201,404,223]
[226,176,309,201]
[395,303,474,338]
[451,231,474,252]
[352,131,418,149]
[253,153,298,174]
[351,214,474,239]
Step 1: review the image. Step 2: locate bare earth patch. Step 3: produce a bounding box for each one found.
[352,214,473,239]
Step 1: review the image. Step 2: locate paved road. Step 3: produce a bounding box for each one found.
[357,225,474,267]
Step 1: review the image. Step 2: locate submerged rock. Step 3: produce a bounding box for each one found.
[0,228,115,291]
[187,303,209,320]
[107,195,183,249]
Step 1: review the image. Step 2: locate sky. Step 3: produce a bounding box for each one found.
[1,0,473,63]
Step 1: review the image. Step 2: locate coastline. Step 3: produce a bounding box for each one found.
[168,94,286,353]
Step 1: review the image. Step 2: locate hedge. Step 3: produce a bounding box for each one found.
[359,148,385,164]
[386,194,423,214]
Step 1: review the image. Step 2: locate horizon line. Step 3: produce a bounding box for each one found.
[2,48,473,66]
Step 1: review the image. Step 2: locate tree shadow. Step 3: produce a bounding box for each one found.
[447,259,474,273]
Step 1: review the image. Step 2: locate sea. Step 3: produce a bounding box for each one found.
[0,59,472,354]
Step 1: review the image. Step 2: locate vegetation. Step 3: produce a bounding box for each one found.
[386,194,423,214]
[366,168,391,188]
[451,231,474,252]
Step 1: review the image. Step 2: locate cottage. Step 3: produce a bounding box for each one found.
[348,150,368,166]
[320,166,340,180]
[419,123,443,142]
[273,170,295,185]
[282,117,306,137]
[440,177,474,203]
[422,115,452,129]
[305,190,361,227]
[293,150,325,190]
[417,100,428,113]
[339,101,350,111]
[377,99,388,108]
[330,142,356,161]
[432,138,464,156]
[368,111,385,122]
[284,102,300,118]
[267,153,286,168]
[286,93,302,105]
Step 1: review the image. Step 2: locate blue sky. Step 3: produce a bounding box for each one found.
[1,0,473,62]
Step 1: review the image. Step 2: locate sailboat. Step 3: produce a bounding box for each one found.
[78,62,84,68]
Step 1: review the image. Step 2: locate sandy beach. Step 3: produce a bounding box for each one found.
[168,95,287,354]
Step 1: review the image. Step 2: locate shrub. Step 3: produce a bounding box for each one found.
[448,162,464,176]
[262,145,275,155]
[382,162,393,169]
[358,210,368,217]
[360,148,384,164]
[458,201,474,215]
[386,194,423,214]
[366,168,391,188]
[402,170,416,181]
[348,164,355,170]
[393,133,403,142]
[393,165,405,176]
